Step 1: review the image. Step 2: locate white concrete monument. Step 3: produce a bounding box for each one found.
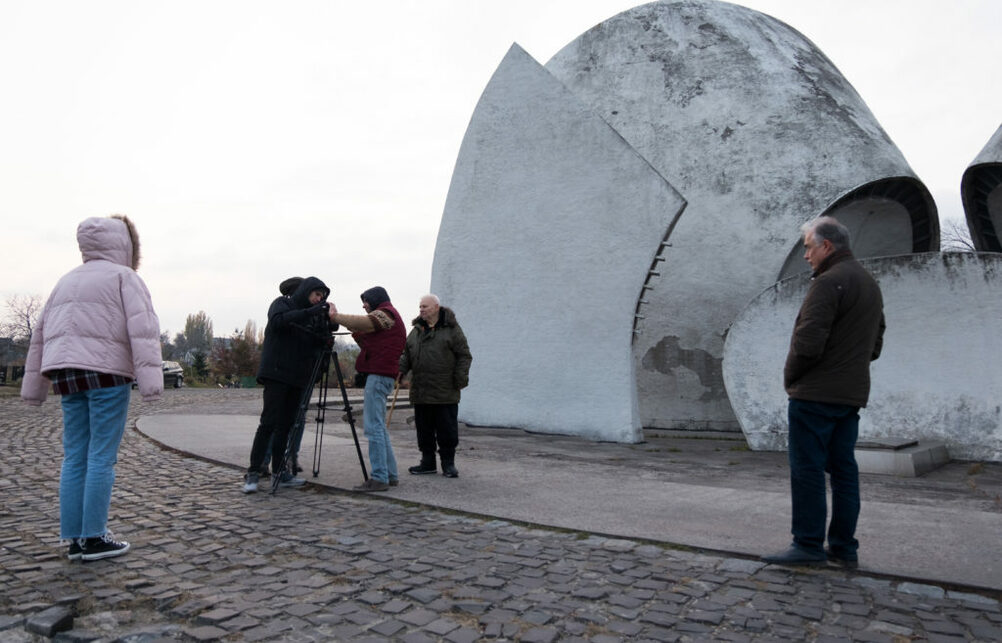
[962,123,1002,251]
[544,0,936,431]
[723,253,1002,462]
[432,0,935,441]
[431,44,685,441]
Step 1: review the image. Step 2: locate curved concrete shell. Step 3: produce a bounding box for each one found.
[723,253,1002,462]
[431,44,685,441]
[961,123,1002,251]
[432,0,936,442]
[544,0,937,431]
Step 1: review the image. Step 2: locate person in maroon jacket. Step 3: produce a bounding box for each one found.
[763,216,885,569]
[330,286,407,491]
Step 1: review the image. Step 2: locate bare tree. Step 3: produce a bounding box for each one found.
[941,219,976,252]
[1,294,43,342]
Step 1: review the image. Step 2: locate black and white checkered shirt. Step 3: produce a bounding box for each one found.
[46,369,133,396]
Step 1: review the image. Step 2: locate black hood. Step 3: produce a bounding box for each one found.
[279,276,303,296]
[290,276,330,309]
[360,286,390,309]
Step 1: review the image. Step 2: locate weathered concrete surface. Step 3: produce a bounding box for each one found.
[541,0,937,432]
[431,44,685,441]
[723,252,1002,461]
[962,122,1002,251]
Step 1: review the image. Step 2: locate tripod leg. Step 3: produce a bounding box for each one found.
[331,352,368,480]
[312,364,329,478]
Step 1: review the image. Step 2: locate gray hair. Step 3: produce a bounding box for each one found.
[421,293,441,306]
[801,216,851,251]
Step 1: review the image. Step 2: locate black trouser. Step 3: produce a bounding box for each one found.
[248,380,304,474]
[413,403,459,464]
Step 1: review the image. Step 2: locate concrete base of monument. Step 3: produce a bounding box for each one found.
[856,438,950,477]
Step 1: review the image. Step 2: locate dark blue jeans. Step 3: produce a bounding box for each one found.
[787,398,861,558]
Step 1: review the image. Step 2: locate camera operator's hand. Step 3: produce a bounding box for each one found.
[307,302,328,315]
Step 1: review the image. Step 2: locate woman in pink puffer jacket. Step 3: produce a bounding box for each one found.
[22,214,162,562]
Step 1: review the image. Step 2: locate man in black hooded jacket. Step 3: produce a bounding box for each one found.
[243,276,336,493]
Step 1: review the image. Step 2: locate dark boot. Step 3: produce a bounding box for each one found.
[408,453,437,475]
[441,455,458,478]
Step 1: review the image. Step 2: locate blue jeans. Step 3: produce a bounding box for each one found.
[787,398,861,558]
[59,384,131,540]
[363,374,398,483]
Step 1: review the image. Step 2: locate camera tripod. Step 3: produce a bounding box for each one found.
[271,334,368,494]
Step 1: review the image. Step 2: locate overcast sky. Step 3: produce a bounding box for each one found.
[2,0,1000,338]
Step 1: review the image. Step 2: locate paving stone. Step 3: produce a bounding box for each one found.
[444,626,482,643]
[183,624,229,640]
[520,626,560,643]
[424,617,459,635]
[898,582,947,599]
[24,605,74,637]
[0,615,25,631]
[399,608,438,627]
[218,613,261,631]
[923,619,967,636]
[369,618,407,636]
[452,600,488,615]
[686,609,725,625]
[406,588,439,604]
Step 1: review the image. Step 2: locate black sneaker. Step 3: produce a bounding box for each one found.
[67,539,83,561]
[442,464,459,478]
[408,463,437,475]
[81,532,130,561]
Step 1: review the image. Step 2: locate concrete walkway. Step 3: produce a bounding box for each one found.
[137,396,1002,594]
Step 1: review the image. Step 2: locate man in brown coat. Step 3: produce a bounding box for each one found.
[763,216,885,568]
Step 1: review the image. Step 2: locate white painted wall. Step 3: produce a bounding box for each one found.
[723,252,1002,462]
[431,44,685,442]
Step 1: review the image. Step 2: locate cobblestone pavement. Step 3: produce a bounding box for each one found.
[2,390,1001,642]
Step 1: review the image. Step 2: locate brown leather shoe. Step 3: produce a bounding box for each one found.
[352,479,389,492]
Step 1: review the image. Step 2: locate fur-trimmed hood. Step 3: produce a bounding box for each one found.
[77,214,142,270]
[411,306,459,329]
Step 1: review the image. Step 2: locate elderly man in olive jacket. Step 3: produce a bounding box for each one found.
[763,216,885,569]
[399,294,473,478]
